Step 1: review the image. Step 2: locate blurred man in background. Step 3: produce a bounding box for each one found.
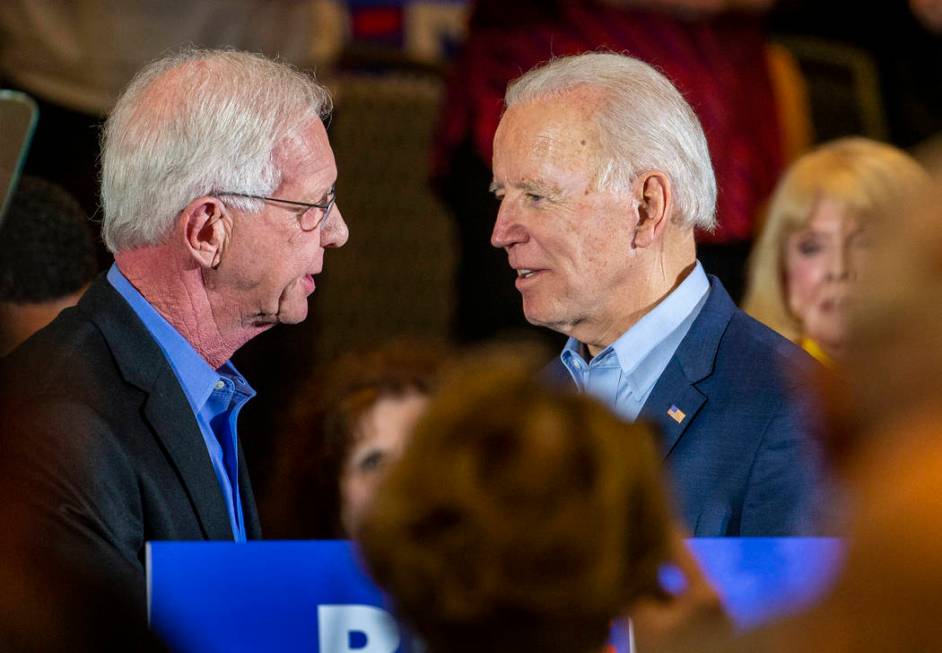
[0,176,97,356]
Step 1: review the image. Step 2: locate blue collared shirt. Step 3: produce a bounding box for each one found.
[108,265,254,541]
[561,262,711,422]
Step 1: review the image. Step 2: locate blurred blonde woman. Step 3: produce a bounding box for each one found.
[743,138,928,364]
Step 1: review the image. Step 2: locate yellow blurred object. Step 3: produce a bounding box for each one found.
[767,42,814,166]
[801,337,832,367]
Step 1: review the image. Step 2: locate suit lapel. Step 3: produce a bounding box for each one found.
[640,276,736,458]
[640,359,707,457]
[542,277,738,459]
[81,276,234,540]
[238,443,262,539]
[144,368,234,539]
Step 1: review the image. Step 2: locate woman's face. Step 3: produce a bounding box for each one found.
[784,197,868,356]
[340,392,428,534]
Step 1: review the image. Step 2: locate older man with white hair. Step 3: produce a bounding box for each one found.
[0,49,347,603]
[490,52,823,536]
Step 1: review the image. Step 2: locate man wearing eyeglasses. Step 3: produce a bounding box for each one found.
[0,49,347,609]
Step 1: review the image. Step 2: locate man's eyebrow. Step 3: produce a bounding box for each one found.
[520,179,562,197]
[489,179,563,197]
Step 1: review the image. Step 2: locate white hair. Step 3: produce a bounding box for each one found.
[100,48,333,253]
[505,52,717,230]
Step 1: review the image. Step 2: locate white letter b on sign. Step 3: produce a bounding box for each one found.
[317,605,401,653]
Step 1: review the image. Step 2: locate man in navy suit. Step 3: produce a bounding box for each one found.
[489,52,823,536]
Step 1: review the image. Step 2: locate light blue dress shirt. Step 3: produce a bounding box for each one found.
[108,265,254,541]
[561,262,711,422]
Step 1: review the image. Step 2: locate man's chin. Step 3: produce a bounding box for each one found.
[523,304,583,340]
[522,306,565,334]
[276,306,309,326]
[270,290,312,326]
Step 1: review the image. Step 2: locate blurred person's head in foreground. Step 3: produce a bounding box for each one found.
[268,340,444,537]
[785,164,942,653]
[357,351,677,653]
[744,138,928,364]
[696,411,942,653]
[818,416,942,652]
[0,176,96,355]
[671,169,942,653]
[832,162,942,450]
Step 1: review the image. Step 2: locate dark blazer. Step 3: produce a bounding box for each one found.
[1,276,261,608]
[547,277,824,536]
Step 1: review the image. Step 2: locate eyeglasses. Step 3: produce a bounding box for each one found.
[216,184,336,232]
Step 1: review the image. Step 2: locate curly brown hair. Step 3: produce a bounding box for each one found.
[357,352,674,653]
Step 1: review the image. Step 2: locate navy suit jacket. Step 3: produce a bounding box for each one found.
[0,276,262,610]
[547,277,824,536]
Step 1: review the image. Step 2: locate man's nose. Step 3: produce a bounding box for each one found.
[322,203,349,248]
[491,201,526,249]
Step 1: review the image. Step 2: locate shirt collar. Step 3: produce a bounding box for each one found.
[107,264,252,412]
[562,261,710,395]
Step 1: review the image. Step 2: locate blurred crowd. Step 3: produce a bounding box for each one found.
[1,1,942,652]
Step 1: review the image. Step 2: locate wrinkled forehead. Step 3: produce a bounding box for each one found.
[275,118,333,164]
[273,118,336,182]
[494,91,605,176]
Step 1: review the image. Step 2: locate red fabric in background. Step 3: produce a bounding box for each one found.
[351,7,404,41]
[433,0,783,243]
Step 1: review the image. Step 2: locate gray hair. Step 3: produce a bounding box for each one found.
[101,48,333,253]
[505,52,717,230]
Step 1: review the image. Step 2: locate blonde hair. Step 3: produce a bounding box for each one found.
[743,138,928,340]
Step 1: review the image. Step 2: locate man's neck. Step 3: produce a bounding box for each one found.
[115,246,253,369]
[579,258,698,358]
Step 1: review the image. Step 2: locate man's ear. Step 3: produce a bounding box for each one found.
[180,197,230,270]
[631,171,672,249]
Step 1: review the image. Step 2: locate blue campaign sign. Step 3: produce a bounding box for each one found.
[148,541,416,653]
[148,538,843,653]
[690,537,844,629]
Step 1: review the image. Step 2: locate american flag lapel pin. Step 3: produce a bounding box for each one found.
[667,404,686,424]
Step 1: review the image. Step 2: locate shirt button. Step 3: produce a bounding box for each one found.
[215,380,226,390]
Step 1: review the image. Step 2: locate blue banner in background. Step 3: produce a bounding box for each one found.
[693,537,843,629]
[148,538,843,653]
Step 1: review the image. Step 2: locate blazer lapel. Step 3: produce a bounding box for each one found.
[238,443,262,539]
[640,276,736,458]
[640,359,707,457]
[144,368,234,540]
[81,276,234,540]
